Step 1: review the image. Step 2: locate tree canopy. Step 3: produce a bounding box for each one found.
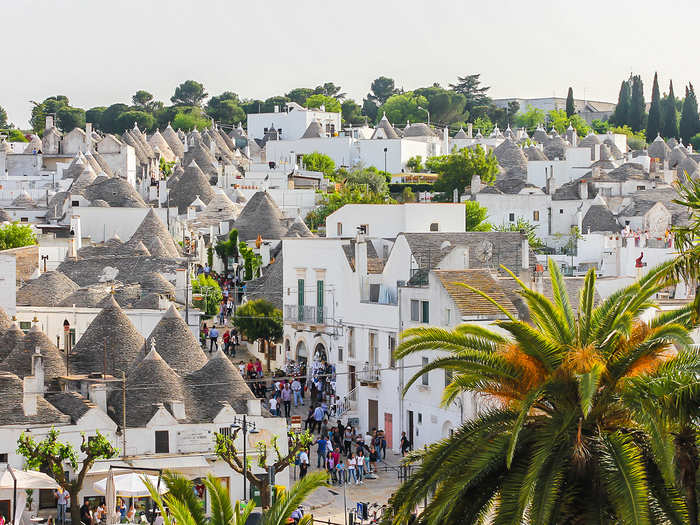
[304,94,341,113]
[449,73,490,113]
[233,299,283,370]
[0,105,7,128]
[0,222,37,250]
[301,152,335,177]
[565,87,575,117]
[464,201,491,231]
[679,83,700,144]
[646,72,662,142]
[171,80,208,106]
[428,146,499,197]
[191,273,222,316]
[379,93,430,126]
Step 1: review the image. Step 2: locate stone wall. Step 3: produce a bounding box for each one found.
[1,244,38,285]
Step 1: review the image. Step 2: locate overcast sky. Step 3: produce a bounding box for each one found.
[4,0,700,127]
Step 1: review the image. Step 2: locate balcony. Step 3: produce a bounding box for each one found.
[284,304,328,325]
[357,362,381,386]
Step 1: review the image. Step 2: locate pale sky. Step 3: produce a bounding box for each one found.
[4,0,700,127]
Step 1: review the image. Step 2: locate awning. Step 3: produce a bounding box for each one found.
[0,467,60,490]
[90,456,211,476]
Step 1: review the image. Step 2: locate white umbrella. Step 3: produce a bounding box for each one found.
[0,466,60,525]
[105,470,118,525]
[94,473,166,498]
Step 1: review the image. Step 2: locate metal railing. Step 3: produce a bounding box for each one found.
[284,304,328,324]
[358,362,381,383]
[332,386,358,419]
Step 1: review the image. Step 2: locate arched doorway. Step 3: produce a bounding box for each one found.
[313,342,327,362]
[296,340,308,366]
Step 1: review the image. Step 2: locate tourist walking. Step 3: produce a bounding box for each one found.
[208,326,219,353]
[281,383,292,418]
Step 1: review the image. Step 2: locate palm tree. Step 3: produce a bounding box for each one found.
[387,259,699,525]
[665,177,700,282]
[145,470,327,525]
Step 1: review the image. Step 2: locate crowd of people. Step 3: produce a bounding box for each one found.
[620,226,674,248]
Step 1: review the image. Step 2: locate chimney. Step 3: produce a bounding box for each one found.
[467,123,473,138]
[88,383,107,413]
[521,235,530,271]
[175,269,186,303]
[31,347,44,393]
[86,123,92,136]
[355,233,368,299]
[187,205,196,220]
[247,398,261,416]
[45,115,54,131]
[260,242,271,266]
[209,140,216,155]
[578,180,588,200]
[443,126,449,155]
[168,400,186,420]
[273,105,279,113]
[577,209,583,231]
[23,377,37,416]
[70,215,82,250]
[470,174,481,195]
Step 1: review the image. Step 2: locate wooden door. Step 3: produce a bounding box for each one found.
[368,399,378,433]
[384,413,393,449]
[349,365,356,391]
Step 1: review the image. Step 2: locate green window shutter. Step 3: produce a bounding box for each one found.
[297,279,304,321]
[317,281,324,323]
[422,301,430,323]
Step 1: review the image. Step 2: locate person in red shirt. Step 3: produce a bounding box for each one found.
[255,358,263,377]
[222,330,230,354]
[246,359,255,378]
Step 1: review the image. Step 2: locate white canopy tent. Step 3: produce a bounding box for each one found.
[93,473,166,498]
[0,466,60,525]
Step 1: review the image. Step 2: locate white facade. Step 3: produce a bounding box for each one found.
[247,104,341,141]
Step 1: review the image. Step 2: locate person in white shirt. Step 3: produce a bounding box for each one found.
[347,454,359,484]
[269,396,278,416]
[298,449,309,479]
[291,379,303,407]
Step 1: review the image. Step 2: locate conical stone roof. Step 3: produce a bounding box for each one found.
[84,177,147,208]
[148,130,176,163]
[0,307,12,334]
[493,138,528,177]
[146,237,170,258]
[454,128,468,139]
[70,295,145,376]
[92,151,115,177]
[127,209,180,257]
[139,272,175,296]
[233,191,287,241]
[12,191,36,207]
[170,161,215,214]
[145,305,208,374]
[16,271,80,306]
[58,285,111,308]
[1,324,66,380]
[112,346,185,427]
[167,163,184,188]
[162,124,185,158]
[185,350,256,422]
[0,324,24,361]
[183,141,218,181]
[286,217,314,237]
[579,133,601,148]
[524,146,548,161]
[301,121,325,139]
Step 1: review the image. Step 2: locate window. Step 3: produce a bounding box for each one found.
[71,201,80,207]
[0,453,7,463]
[445,369,453,387]
[337,222,343,236]
[348,328,355,358]
[418,413,423,424]
[533,210,540,221]
[422,357,429,385]
[297,279,304,321]
[446,308,452,325]
[636,185,646,190]
[369,284,380,303]
[19,321,31,332]
[338,346,343,362]
[429,222,439,231]
[508,213,515,222]
[155,431,169,453]
[559,209,564,214]
[316,281,324,323]
[410,300,420,321]
[389,335,396,368]
[421,301,430,323]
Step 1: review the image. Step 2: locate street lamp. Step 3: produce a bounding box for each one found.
[383,147,388,176]
[328,487,348,525]
[231,415,259,502]
[417,106,430,127]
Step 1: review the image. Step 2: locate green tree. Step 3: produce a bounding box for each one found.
[646,72,662,142]
[387,261,697,525]
[85,106,106,130]
[285,87,315,105]
[679,83,700,144]
[345,164,389,193]
[159,158,175,178]
[99,103,130,133]
[472,115,494,136]
[214,229,239,274]
[661,80,679,139]
[414,87,468,126]
[314,82,345,100]
[147,468,325,525]
[262,96,290,113]
[131,90,154,109]
[304,188,394,230]
[400,186,416,203]
[115,110,155,133]
[429,146,499,197]
[565,87,575,117]
[547,109,590,136]
[690,133,700,152]
[368,76,397,105]
[304,94,341,114]
[378,92,430,126]
[56,106,86,131]
[233,299,283,372]
[449,74,490,113]
[591,118,610,134]
[612,79,631,127]
[172,107,211,131]
[29,96,70,133]
[340,99,363,126]
[17,429,119,525]
[493,217,545,252]
[629,74,646,132]
[361,97,379,122]
[0,105,7,128]
[207,92,245,126]
[2,129,28,142]
[301,152,335,177]
[0,222,37,250]
[191,273,222,316]
[406,155,423,172]
[171,80,208,106]
[238,241,262,280]
[514,105,546,131]
[464,201,491,231]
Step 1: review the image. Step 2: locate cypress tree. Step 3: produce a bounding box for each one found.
[679,83,700,144]
[612,80,630,127]
[629,75,645,132]
[661,80,678,139]
[646,73,661,142]
[566,87,575,117]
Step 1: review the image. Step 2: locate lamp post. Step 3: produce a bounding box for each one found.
[328,486,348,525]
[417,106,430,127]
[383,147,387,176]
[231,415,259,502]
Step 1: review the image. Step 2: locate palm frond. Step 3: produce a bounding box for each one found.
[205,474,233,525]
[262,471,327,525]
[577,362,605,417]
